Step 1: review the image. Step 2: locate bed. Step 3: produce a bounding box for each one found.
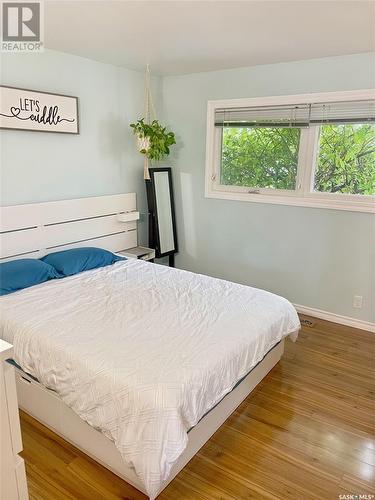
[0,193,300,499]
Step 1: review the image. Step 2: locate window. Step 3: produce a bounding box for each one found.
[221,127,300,190]
[314,124,375,196]
[205,90,375,212]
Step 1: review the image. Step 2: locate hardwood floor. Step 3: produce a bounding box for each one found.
[19,315,375,499]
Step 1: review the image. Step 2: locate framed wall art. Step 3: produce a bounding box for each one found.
[0,85,79,134]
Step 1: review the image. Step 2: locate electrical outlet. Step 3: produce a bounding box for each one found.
[353,295,363,309]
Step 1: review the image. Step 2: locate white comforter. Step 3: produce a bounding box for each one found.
[0,259,299,498]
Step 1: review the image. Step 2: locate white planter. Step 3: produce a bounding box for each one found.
[137,135,150,152]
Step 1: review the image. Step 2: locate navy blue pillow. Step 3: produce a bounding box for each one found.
[0,259,60,296]
[41,247,125,277]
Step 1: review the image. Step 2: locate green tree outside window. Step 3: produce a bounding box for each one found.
[221,123,375,195]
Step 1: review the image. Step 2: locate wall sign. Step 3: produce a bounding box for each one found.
[0,86,79,134]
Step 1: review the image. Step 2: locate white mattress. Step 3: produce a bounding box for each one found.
[0,259,299,498]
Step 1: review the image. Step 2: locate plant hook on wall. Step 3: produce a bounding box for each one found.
[130,65,176,179]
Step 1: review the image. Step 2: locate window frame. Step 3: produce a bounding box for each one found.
[205,89,375,213]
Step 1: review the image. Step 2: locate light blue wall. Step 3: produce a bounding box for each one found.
[0,50,162,243]
[1,50,374,321]
[162,53,375,322]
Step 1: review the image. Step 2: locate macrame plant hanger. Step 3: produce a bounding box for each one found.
[143,64,156,180]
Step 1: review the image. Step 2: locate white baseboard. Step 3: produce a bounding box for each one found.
[294,304,375,333]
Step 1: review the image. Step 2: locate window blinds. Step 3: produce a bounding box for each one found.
[215,105,310,128]
[310,100,375,124]
[215,100,375,128]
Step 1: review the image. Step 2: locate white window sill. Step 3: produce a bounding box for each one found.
[205,188,375,213]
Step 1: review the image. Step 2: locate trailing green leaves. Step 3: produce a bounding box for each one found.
[130,118,176,161]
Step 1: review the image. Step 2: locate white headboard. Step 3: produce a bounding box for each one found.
[0,193,139,261]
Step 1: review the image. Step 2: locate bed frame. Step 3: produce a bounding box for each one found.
[1,193,286,498]
[0,193,139,261]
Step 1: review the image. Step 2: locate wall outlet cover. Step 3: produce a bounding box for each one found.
[353,295,363,309]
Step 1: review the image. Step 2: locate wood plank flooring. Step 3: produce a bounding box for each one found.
[19,315,375,499]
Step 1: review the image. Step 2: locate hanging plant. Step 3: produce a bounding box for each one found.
[130,118,176,161]
[132,65,177,179]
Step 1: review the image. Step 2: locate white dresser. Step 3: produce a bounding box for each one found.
[0,340,28,500]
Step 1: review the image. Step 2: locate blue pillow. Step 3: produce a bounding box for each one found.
[0,259,60,296]
[41,247,125,277]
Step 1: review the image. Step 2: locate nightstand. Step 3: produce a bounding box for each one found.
[118,246,155,262]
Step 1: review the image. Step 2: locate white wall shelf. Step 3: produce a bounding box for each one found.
[117,211,140,223]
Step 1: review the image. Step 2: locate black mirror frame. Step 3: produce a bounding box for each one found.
[146,167,178,264]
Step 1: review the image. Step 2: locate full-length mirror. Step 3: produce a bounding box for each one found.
[146,167,178,266]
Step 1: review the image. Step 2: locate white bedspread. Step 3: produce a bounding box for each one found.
[0,260,299,498]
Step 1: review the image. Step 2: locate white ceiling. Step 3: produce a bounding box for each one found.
[45,1,375,76]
